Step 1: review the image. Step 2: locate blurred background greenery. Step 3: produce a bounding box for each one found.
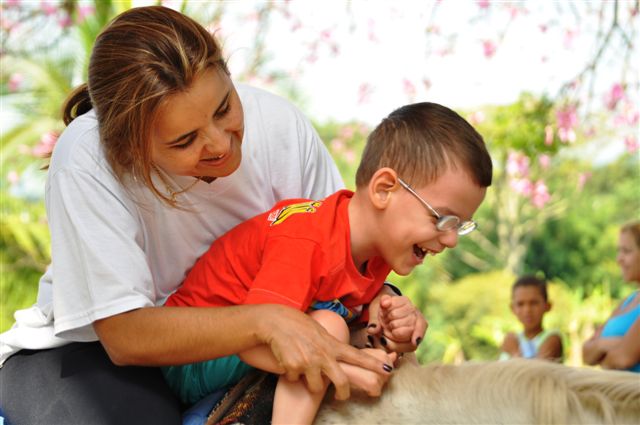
[1,0,638,367]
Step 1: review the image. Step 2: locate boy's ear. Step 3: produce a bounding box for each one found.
[545,301,552,312]
[368,167,399,210]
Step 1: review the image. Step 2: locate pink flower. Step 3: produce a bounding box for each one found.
[544,125,554,145]
[7,170,19,185]
[357,83,374,105]
[58,13,72,28]
[538,24,548,33]
[367,19,379,43]
[468,111,485,125]
[577,172,592,191]
[563,29,577,49]
[510,178,533,197]
[531,180,550,209]
[32,131,58,157]
[556,106,578,143]
[624,135,639,153]
[538,154,551,169]
[507,152,530,177]
[7,73,23,92]
[339,126,354,140]
[605,83,625,110]
[482,40,496,58]
[557,127,576,143]
[402,78,416,101]
[77,5,96,23]
[615,101,639,126]
[477,0,490,9]
[344,149,356,165]
[330,138,345,153]
[40,1,57,16]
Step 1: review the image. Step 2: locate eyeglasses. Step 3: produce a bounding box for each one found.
[397,178,477,236]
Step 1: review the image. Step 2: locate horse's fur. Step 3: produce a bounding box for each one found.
[315,359,640,425]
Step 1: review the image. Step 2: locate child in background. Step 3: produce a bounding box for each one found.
[164,102,493,424]
[500,275,563,362]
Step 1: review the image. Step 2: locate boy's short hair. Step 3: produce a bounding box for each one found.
[512,275,548,302]
[355,102,493,188]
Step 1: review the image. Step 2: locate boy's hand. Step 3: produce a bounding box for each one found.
[366,294,427,352]
[500,332,521,357]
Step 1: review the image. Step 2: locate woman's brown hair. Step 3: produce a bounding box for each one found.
[621,220,640,248]
[62,6,228,205]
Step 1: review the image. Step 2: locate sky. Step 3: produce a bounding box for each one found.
[3,0,638,163]
[199,0,637,125]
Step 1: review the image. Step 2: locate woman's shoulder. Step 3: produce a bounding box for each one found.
[49,110,107,175]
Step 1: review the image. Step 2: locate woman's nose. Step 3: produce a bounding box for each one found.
[201,124,229,155]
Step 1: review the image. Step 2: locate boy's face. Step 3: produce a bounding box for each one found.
[376,167,486,276]
[510,286,550,332]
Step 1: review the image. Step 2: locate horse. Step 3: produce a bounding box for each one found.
[315,358,640,424]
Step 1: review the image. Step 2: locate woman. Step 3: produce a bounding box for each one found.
[0,6,424,424]
[582,220,640,372]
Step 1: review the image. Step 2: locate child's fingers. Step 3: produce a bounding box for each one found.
[411,313,428,347]
[382,313,416,331]
[384,324,415,342]
[378,294,393,309]
[379,297,415,319]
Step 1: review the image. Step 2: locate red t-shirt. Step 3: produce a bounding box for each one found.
[166,190,391,318]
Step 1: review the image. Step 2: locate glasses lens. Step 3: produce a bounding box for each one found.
[457,220,477,235]
[436,215,460,232]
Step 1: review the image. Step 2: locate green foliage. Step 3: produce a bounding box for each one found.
[525,155,640,296]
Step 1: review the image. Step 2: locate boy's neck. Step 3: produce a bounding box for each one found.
[523,326,544,339]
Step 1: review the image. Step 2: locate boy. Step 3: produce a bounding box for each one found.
[500,275,563,362]
[164,102,493,424]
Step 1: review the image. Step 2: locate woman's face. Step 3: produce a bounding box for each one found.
[617,230,640,283]
[150,67,244,179]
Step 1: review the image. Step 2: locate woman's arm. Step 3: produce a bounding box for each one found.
[582,324,608,365]
[94,304,389,399]
[600,318,640,370]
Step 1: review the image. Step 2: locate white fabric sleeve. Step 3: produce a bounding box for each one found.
[296,108,345,198]
[47,168,154,341]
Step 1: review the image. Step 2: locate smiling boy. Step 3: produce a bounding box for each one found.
[164,102,493,424]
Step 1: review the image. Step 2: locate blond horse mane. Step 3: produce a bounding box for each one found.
[316,359,640,425]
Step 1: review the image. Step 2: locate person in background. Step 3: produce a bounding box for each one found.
[163,102,493,423]
[582,220,640,372]
[500,275,563,362]
[0,6,426,424]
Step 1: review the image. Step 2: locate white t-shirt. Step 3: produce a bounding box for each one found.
[0,84,344,365]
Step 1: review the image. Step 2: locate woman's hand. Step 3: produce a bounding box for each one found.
[257,304,391,400]
[339,348,397,397]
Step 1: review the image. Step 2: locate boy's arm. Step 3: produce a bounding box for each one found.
[500,332,521,357]
[535,334,563,362]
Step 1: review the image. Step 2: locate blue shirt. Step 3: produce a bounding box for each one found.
[601,291,640,373]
